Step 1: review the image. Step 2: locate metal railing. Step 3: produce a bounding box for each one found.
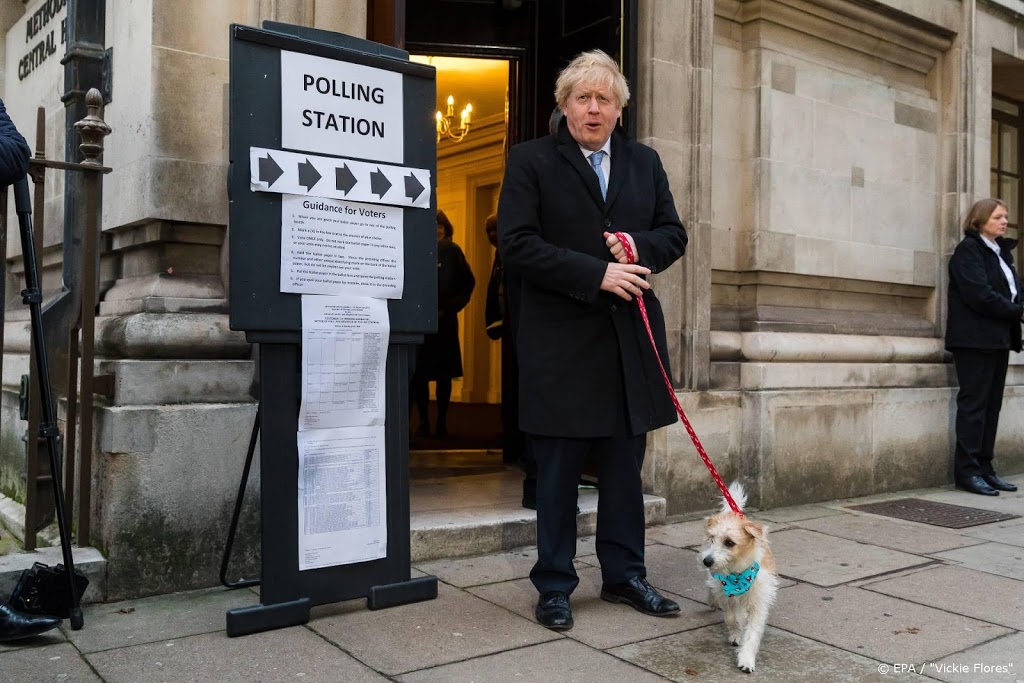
[0,87,111,550]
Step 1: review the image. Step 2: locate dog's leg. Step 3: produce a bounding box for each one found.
[724,603,742,646]
[735,600,769,673]
[707,587,722,612]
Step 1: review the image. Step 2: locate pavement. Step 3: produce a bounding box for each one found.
[1,477,1022,682]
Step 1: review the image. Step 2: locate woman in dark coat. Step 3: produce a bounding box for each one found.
[412,209,475,437]
[946,197,1022,495]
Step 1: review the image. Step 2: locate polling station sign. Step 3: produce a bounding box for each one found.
[281,50,404,164]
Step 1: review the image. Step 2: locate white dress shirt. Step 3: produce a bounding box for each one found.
[580,139,611,185]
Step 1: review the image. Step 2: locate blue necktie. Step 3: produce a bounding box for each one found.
[589,150,607,200]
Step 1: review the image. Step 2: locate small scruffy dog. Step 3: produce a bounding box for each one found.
[700,482,778,673]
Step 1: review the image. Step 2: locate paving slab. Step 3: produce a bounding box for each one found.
[0,642,101,682]
[929,542,1024,580]
[961,519,1024,547]
[307,580,559,675]
[467,565,719,650]
[641,544,716,606]
[415,546,591,586]
[646,519,708,548]
[86,627,387,683]
[63,586,256,654]
[576,532,658,559]
[862,564,1024,630]
[924,632,1024,683]
[769,584,1011,664]
[0,627,65,653]
[794,512,984,555]
[756,504,844,523]
[414,547,539,587]
[608,624,889,682]
[770,529,930,586]
[398,637,667,682]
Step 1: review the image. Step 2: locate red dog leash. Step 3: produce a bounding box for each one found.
[613,232,743,516]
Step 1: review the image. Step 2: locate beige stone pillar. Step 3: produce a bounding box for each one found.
[97,0,366,354]
[636,0,714,391]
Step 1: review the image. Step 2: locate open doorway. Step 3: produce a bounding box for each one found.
[406,54,511,477]
[376,0,636,515]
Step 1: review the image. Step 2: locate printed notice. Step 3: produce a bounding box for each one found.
[300,295,388,431]
[298,425,387,570]
[282,195,404,299]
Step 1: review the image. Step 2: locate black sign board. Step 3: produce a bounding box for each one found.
[229,23,438,337]
[226,23,439,637]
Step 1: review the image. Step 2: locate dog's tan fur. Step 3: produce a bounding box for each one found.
[700,482,778,673]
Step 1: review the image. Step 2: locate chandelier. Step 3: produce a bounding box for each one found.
[436,95,472,142]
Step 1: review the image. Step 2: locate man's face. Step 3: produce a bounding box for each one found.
[485,223,498,247]
[563,80,621,151]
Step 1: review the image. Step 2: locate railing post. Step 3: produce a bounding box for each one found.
[72,88,110,547]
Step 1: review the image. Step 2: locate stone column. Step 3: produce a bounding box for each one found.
[636,0,714,391]
[83,0,369,598]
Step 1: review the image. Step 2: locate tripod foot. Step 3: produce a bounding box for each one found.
[70,608,84,630]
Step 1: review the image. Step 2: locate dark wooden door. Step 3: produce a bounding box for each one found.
[533,0,636,139]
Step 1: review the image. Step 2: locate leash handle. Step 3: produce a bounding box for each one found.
[613,232,743,516]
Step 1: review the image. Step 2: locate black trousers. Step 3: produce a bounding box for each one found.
[529,431,646,595]
[952,348,1009,481]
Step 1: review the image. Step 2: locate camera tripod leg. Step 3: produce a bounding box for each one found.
[14,178,84,629]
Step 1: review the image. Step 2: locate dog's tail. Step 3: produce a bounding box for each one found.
[722,481,747,513]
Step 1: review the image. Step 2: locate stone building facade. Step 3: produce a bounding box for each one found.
[0,0,1022,598]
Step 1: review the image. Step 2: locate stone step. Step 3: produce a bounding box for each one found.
[410,491,666,563]
[0,546,107,606]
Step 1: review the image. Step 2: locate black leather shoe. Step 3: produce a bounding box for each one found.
[0,603,61,643]
[535,591,573,630]
[956,475,999,496]
[601,576,680,617]
[982,474,1018,492]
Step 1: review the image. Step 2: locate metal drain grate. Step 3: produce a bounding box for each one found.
[848,498,1020,529]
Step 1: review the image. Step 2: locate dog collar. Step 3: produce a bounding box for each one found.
[713,562,760,597]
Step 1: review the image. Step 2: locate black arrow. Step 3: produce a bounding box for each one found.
[336,164,357,194]
[298,158,321,191]
[404,172,425,202]
[259,154,284,186]
[370,167,392,198]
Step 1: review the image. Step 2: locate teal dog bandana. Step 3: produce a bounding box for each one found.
[712,562,760,597]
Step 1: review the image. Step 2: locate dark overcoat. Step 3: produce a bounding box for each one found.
[417,239,475,379]
[946,231,1023,352]
[0,99,30,187]
[497,121,688,438]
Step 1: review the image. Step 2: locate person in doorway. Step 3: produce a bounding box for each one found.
[945,198,1021,496]
[484,213,505,341]
[0,98,64,643]
[497,50,688,630]
[412,209,476,438]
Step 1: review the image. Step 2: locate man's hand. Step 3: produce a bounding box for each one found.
[604,231,638,264]
[601,262,651,301]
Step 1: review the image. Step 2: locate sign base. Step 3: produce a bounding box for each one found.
[226,597,311,637]
[368,575,438,610]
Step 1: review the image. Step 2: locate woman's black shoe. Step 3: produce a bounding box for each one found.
[982,474,1018,492]
[956,475,999,496]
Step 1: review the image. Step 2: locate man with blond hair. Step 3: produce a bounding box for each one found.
[498,50,688,630]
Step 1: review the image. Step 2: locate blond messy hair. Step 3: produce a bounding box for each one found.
[554,49,630,111]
